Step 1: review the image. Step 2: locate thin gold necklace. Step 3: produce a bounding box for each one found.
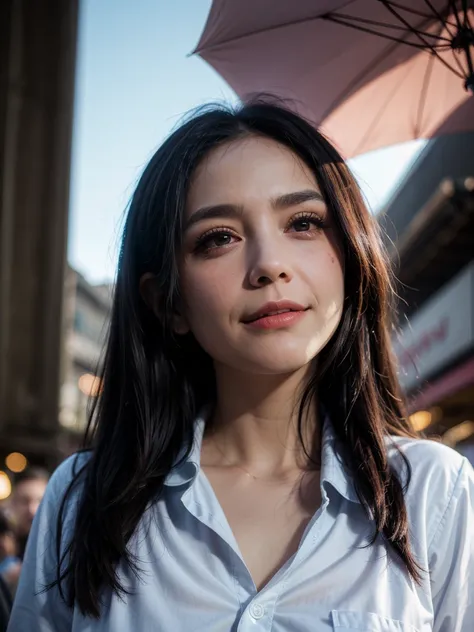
[209,436,306,485]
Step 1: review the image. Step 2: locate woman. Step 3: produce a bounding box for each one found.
[8,100,473,631]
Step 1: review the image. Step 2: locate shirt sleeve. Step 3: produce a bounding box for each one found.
[429,457,474,632]
[7,454,87,632]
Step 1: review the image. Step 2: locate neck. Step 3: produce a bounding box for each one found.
[205,363,320,476]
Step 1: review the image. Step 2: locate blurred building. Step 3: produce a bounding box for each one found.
[380,132,474,461]
[0,1,79,468]
[0,264,112,475]
[58,267,112,456]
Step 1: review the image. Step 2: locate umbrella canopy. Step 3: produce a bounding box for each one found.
[195,0,474,157]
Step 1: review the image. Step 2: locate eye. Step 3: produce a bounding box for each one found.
[287,212,326,233]
[194,228,239,254]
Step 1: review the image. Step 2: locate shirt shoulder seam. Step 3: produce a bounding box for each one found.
[427,457,467,556]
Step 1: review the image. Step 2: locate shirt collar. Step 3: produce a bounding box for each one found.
[320,417,360,504]
[164,411,360,504]
[164,414,205,487]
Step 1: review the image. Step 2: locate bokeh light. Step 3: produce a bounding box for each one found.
[409,410,432,432]
[78,373,102,397]
[0,471,12,500]
[443,420,474,447]
[5,451,28,473]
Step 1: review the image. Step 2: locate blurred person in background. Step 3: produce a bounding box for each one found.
[0,511,19,629]
[9,468,48,560]
[0,573,12,632]
[0,510,19,577]
[0,511,18,572]
[0,469,47,623]
[8,99,474,631]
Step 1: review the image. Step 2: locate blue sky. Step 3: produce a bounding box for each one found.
[68,0,425,283]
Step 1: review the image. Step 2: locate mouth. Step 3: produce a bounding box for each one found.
[242,301,309,325]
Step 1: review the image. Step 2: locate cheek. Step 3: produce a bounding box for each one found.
[181,266,234,327]
[181,271,236,359]
[306,245,344,296]
[327,250,345,292]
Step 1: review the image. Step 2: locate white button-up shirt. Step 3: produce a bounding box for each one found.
[8,416,474,631]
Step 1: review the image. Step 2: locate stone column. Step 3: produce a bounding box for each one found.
[0,0,79,468]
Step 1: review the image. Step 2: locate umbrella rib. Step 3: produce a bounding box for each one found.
[383,0,447,48]
[446,41,468,74]
[319,14,434,121]
[415,48,437,137]
[462,1,473,28]
[194,13,351,53]
[421,2,469,77]
[448,0,464,31]
[323,15,428,49]
[461,0,468,25]
[381,0,465,77]
[193,2,450,53]
[332,12,451,42]
[421,0,457,36]
[194,3,460,55]
[352,68,414,155]
[319,7,465,124]
[389,0,457,29]
[449,38,470,77]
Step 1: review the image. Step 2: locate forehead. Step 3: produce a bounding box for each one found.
[186,136,320,213]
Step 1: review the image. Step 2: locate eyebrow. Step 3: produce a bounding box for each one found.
[185,189,325,230]
[271,189,325,209]
[185,204,244,231]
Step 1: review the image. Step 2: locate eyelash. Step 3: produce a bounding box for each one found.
[193,211,327,255]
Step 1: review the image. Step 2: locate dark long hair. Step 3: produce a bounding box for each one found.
[52,98,421,617]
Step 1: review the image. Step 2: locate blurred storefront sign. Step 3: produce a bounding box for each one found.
[394,262,474,391]
[382,132,474,457]
[394,261,474,458]
[408,357,474,414]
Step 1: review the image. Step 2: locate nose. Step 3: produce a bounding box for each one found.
[248,239,292,288]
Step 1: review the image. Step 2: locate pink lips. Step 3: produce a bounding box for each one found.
[242,300,308,330]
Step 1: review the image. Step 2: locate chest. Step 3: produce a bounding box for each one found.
[96,488,430,632]
[202,468,322,591]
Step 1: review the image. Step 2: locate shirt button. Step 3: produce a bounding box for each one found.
[249,602,265,619]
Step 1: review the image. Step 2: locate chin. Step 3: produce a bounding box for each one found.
[209,333,332,377]
[238,347,318,376]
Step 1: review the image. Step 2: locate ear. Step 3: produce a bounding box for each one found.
[172,311,190,336]
[139,273,161,318]
[139,273,190,335]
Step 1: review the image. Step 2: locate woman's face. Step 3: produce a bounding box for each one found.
[179,136,344,376]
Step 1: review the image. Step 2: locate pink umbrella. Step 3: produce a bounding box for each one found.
[194,0,474,157]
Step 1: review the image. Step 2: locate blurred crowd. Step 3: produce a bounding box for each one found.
[0,469,48,628]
